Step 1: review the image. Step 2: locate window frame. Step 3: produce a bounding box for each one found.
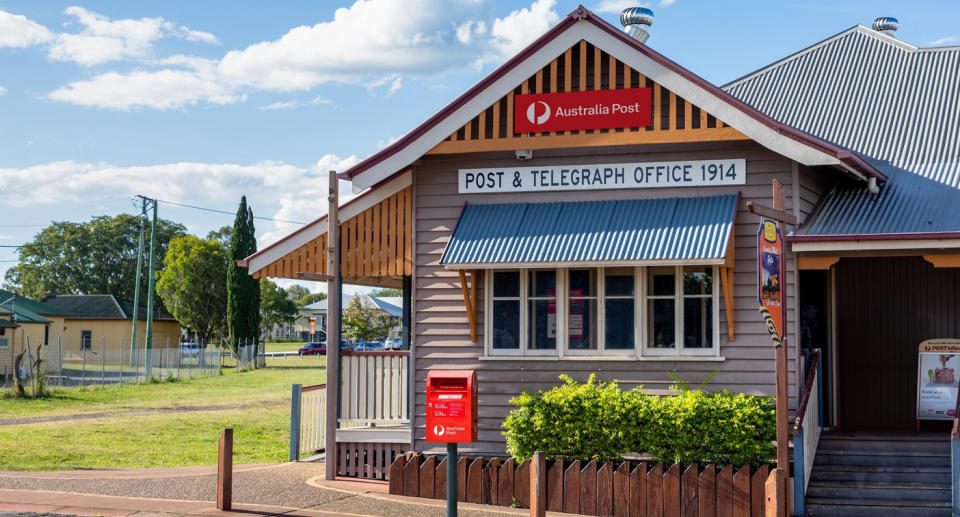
[81,330,92,350]
[484,265,721,359]
[0,336,8,350]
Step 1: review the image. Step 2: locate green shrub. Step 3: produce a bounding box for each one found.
[502,374,775,467]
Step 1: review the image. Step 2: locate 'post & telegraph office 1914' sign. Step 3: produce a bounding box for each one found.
[458,158,746,194]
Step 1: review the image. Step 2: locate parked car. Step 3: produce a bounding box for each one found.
[298,342,325,356]
[359,341,384,351]
[179,342,200,358]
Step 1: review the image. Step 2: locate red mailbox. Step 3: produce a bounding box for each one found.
[426,370,477,443]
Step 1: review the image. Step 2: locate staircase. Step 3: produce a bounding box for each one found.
[806,434,952,516]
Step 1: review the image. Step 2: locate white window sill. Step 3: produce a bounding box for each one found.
[478,355,725,362]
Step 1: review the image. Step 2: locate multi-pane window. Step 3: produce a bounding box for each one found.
[486,266,720,358]
[81,330,92,350]
[0,337,8,349]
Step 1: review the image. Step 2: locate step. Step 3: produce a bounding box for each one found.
[806,483,951,503]
[810,465,951,484]
[818,436,951,454]
[814,450,951,468]
[807,501,951,517]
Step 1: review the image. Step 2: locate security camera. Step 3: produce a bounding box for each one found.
[515,149,533,161]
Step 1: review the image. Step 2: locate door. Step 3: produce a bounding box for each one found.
[836,257,960,430]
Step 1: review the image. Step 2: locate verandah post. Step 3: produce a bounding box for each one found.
[325,169,341,481]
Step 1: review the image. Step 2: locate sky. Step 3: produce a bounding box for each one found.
[0,0,957,293]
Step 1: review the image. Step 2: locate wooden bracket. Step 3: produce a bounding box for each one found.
[746,201,798,226]
[458,270,479,342]
[924,255,960,268]
[797,257,839,270]
[720,230,736,342]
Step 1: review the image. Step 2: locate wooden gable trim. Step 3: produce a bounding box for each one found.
[253,186,412,284]
[426,40,749,156]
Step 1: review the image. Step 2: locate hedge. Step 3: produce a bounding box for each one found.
[502,374,775,466]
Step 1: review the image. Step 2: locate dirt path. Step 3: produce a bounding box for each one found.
[0,400,286,426]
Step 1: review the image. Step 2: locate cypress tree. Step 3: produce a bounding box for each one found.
[227,195,256,352]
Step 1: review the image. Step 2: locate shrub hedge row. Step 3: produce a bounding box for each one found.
[502,374,775,466]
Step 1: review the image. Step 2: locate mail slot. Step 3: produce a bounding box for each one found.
[426,370,477,443]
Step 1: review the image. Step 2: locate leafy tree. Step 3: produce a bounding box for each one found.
[298,292,327,307]
[285,284,311,303]
[369,288,402,297]
[4,215,186,309]
[227,196,260,352]
[157,235,228,342]
[342,294,393,343]
[260,279,298,333]
[206,225,232,248]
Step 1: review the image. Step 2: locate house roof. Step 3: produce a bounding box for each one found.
[39,294,176,321]
[724,26,960,239]
[441,195,738,267]
[302,294,402,318]
[0,304,51,324]
[0,318,17,328]
[337,6,884,190]
[0,289,69,317]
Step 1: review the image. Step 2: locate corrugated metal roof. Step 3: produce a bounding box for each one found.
[440,195,738,266]
[724,26,960,236]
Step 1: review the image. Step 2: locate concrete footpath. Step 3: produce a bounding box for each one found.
[0,462,572,517]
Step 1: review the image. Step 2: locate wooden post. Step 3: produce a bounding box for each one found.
[217,428,233,511]
[325,170,340,481]
[772,179,789,517]
[530,451,546,517]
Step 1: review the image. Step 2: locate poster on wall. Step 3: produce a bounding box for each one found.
[917,339,960,420]
[757,218,785,348]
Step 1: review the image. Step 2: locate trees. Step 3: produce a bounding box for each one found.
[157,235,228,342]
[4,215,186,309]
[226,196,260,351]
[369,288,402,297]
[342,294,393,343]
[298,292,327,307]
[260,279,298,334]
[285,284,311,304]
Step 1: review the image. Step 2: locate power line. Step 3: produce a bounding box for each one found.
[0,224,44,228]
[153,198,307,225]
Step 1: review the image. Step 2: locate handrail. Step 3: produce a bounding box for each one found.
[793,349,821,435]
[302,383,326,393]
[341,350,409,357]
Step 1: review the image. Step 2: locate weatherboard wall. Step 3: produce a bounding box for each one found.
[412,140,819,455]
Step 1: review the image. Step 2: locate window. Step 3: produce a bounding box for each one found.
[486,266,721,359]
[0,337,7,350]
[81,330,92,350]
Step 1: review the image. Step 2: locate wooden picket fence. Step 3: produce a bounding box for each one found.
[389,454,776,517]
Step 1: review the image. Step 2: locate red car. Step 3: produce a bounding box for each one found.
[298,342,326,356]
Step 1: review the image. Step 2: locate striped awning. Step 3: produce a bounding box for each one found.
[440,194,739,268]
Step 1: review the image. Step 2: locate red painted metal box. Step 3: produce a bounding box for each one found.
[425,370,477,443]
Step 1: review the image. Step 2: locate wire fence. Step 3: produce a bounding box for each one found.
[3,336,267,389]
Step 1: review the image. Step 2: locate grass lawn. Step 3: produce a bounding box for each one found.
[0,361,326,470]
[0,407,290,471]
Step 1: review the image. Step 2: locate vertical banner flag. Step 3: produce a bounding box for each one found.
[309,317,316,334]
[757,218,785,348]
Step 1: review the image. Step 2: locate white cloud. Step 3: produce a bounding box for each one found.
[488,0,560,62]
[218,0,488,91]
[929,36,960,46]
[0,9,53,47]
[47,68,244,110]
[259,100,298,110]
[48,6,218,66]
[308,95,333,106]
[592,0,648,14]
[259,154,361,247]
[659,0,676,6]
[0,86,6,96]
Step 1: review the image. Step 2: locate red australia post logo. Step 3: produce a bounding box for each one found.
[514,88,652,133]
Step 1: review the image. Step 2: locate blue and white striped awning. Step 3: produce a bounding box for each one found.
[440,195,738,268]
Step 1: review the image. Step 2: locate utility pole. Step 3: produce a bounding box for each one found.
[130,197,147,366]
[143,197,159,379]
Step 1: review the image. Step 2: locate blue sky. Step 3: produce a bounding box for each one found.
[1,0,957,291]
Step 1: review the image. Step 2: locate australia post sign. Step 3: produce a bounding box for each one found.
[514,88,651,133]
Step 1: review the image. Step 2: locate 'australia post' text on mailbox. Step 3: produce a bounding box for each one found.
[425,370,478,443]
